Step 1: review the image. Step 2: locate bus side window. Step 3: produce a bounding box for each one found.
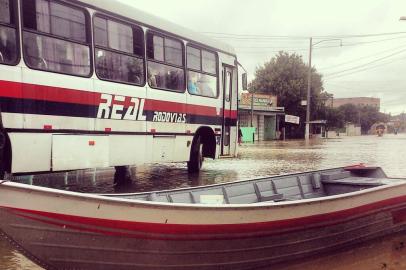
[94,16,145,86]
[21,0,91,77]
[186,45,218,98]
[0,0,18,65]
[146,33,185,92]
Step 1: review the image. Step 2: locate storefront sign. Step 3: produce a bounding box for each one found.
[240,93,278,107]
[285,115,300,124]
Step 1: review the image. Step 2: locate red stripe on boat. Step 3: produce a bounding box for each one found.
[4,195,406,238]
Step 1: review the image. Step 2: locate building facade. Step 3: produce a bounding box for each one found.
[238,93,285,141]
[327,97,380,110]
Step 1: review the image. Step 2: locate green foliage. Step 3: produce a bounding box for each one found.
[337,104,360,124]
[324,107,344,129]
[359,106,389,134]
[335,104,390,134]
[248,51,391,137]
[249,51,328,138]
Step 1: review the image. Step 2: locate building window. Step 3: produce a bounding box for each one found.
[186,45,218,98]
[0,0,18,65]
[146,32,185,92]
[94,15,145,85]
[22,0,91,77]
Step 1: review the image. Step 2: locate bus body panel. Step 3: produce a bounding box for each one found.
[151,135,190,163]
[21,67,95,131]
[10,133,52,173]
[52,134,109,171]
[0,0,240,174]
[0,64,23,129]
[146,84,189,163]
[93,79,147,133]
[109,135,147,166]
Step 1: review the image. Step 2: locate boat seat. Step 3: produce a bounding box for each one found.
[321,171,351,181]
[147,193,158,201]
[147,192,169,203]
[311,173,322,189]
[254,181,284,202]
[322,177,385,186]
[298,175,324,198]
[191,188,225,204]
[223,184,258,204]
[168,192,195,203]
[273,176,304,200]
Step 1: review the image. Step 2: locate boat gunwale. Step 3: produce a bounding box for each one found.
[1,167,406,211]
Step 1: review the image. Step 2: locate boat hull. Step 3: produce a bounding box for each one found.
[0,206,404,270]
[0,174,406,269]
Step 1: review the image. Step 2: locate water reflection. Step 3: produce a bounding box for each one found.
[0,237,39,270]
[278,233,406,270]
[2,134,406,269]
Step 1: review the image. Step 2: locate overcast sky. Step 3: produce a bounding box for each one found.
[121,0,406,115]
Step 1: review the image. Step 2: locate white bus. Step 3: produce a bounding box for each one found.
[0,0,244,177]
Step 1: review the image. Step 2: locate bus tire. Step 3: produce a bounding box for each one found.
[187,136,203,173]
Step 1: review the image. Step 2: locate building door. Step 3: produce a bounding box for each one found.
[264,116,276,141]
[222,65,233,155]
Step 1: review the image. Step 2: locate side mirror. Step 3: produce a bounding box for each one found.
[242,73,248,90]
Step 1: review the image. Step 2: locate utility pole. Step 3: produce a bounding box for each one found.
[305,38,341,141]
[250,92,254,127]
[305,37,312,141]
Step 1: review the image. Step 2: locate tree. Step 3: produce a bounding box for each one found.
[338,104,360,124]
[359,106,390,134]
[249,51,328,138]
[335,104,391,134]
[324,107,344,130]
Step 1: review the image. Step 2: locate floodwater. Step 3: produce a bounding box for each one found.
[2,134,406,269]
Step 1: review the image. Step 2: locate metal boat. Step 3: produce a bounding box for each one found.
[1,166,406,270]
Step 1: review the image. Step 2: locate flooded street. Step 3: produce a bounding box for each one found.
[2,134,406,269]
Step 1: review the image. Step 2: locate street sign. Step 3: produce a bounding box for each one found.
[285,115,300,125]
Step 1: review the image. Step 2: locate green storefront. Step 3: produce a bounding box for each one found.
[238,93,285,142]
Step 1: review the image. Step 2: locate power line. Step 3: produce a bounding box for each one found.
[235,49,308,54]
[203,31,406,40]
[325,82,406,92]
[324,48,406,78]
[230,36,406,53]
[337,36,406,47]
[325,55,406,80]
[318,44,406,70]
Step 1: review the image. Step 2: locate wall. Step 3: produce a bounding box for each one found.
[327,97,380,110]
[346,124,361,136]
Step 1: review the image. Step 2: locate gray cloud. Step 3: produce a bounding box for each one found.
[120,0,406,114]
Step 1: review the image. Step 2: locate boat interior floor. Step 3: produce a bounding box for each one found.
[107,168,405,205]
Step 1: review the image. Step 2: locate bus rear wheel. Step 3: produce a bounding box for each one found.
[188,136,203,173]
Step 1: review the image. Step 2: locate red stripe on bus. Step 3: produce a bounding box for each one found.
[0,80,21,97]
[22,82,99,106]
[0,80,238,119]
[0,80,99,105]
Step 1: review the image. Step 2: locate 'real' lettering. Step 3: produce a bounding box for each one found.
[97,93,146,121]
[97,94,113,119]
[137,99,146,121]
[152,111,187,123]
[111,95,125,120]
[123,98,139,121]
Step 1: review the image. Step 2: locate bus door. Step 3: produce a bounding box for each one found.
[222,65,233,156]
